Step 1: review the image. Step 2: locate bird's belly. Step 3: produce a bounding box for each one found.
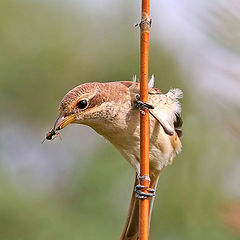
[94,119,176,174]
[113,135,174,175]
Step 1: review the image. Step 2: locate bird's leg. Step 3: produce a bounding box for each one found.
[135,175,155,199]
[135,95,156,199]
[135,94,154,114]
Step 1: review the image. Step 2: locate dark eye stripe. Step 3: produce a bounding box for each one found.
[87,94,105,109]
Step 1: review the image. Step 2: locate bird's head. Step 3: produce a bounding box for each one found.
[53,81,135,135]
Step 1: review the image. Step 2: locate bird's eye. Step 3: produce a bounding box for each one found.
[76,99,88,110]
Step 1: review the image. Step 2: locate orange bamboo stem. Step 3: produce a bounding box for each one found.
[139,0,150,240]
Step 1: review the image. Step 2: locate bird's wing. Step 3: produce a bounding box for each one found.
[149,88,183,137]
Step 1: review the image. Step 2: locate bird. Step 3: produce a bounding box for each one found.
[46,76,183,240]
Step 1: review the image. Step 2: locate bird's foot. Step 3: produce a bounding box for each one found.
[135,185,155,199]
[135,94,154,113]
[135,175,155,199]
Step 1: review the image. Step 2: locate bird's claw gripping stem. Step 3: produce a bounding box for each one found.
[135,94,154,112]
[135,185,155,199]
[135,174,155,199]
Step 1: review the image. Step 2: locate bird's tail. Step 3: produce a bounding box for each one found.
[120,172,160,240]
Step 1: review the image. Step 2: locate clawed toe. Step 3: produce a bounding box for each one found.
[135,184,155,199]
[135,94,154,110]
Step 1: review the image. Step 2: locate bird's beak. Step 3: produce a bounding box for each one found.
[53,114,76,131]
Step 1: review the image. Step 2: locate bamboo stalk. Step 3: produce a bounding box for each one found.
[139,0,151,240]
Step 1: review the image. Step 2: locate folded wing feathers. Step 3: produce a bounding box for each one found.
[129,76,183,135]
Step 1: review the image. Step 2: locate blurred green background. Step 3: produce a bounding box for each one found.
[0,0,240,239]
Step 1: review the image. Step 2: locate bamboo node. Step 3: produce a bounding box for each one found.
[140,19,151,32]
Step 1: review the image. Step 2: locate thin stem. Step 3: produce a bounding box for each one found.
[139,0,151,240]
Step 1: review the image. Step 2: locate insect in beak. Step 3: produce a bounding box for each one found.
[41,128,61,144]
[41,114,76,144]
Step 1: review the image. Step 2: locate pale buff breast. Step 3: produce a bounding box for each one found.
[87,81,182,174]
